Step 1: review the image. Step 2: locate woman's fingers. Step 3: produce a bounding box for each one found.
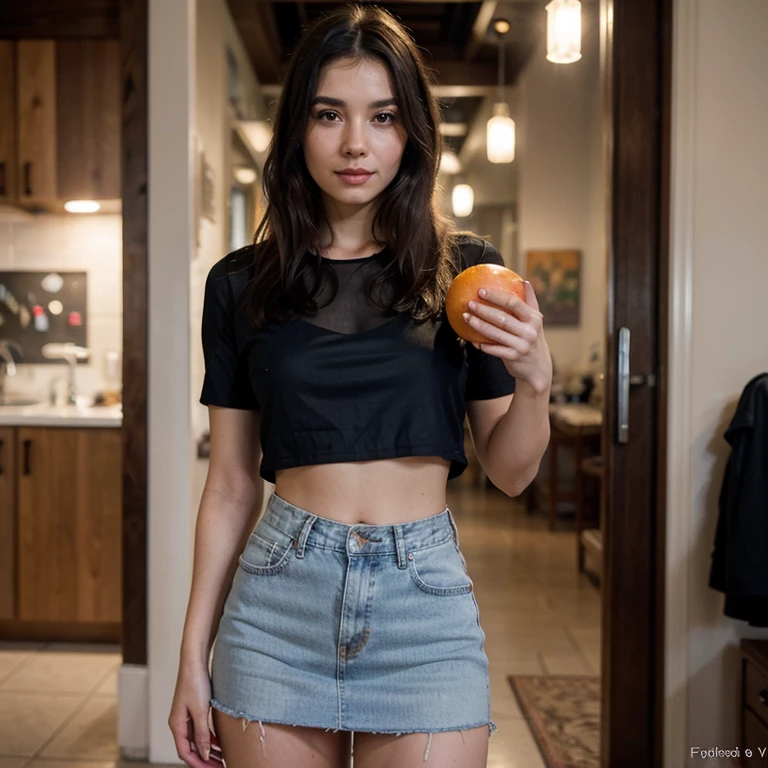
[168,711,213,768]
[191,713,212,762]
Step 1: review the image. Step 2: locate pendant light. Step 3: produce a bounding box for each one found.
[545,0,582,64]
[452,177,474,218]
[486,18,515,164]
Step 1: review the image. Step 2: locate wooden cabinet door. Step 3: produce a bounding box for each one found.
[56,40,120,201]
[0,43,17,203]
[17,427,122,623]
[16,41,57,204]
[0,427,16,620]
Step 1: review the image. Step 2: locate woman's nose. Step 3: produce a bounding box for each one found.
[342,120,368,156]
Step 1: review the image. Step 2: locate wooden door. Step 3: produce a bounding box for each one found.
[0,427,16,620]
[17,427,122,623]
[600,0,670,765]
[16,40,57,204]
[0,42,16,202]
[56,40,121,200]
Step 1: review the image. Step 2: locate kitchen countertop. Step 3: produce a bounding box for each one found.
[0,402,122,427]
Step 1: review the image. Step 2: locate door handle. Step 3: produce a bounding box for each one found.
[618,327,656,444]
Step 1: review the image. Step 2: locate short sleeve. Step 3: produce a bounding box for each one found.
[464,240,517,401]
[199,259,260,410]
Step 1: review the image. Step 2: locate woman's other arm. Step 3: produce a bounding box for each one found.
[180,406,264,666]
[169,405,262,767]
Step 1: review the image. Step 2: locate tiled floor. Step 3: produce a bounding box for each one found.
[0,485,601,767]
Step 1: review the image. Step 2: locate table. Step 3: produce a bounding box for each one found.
[547,403,603,532]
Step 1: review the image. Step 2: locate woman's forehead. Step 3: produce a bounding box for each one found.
[316,57,396,100]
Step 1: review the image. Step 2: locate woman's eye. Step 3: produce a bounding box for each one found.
[315,111,397,124]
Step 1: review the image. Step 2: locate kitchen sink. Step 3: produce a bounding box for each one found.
[0,396,43,406]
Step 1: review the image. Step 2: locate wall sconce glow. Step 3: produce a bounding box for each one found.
[486,103,516,164]
[237,120,273,154]
[64,200,101,213]
[546,0,582,64]
[233,166,258,185]
[439,150,462,175]
[452,183,474,218]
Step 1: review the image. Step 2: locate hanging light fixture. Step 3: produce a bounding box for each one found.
[486,18,515,164]
[452,178,474,218]
[545,0,582,64]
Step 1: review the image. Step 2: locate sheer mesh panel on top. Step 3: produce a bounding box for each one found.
[298,247,398,334]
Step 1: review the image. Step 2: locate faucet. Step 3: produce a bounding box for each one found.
[0,340,24,397]
[41,343,90,406]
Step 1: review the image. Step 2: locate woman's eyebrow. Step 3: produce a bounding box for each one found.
[310,96,398,109]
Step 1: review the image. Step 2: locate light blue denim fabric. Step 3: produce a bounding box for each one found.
[210,491,497,760]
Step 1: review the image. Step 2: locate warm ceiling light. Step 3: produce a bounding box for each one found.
[487,19,515,164]
[452,183,474,218]
[64,200,101,213]
[439,150,462,175]
[237,120,273,154]
[233,166,258,185]
[487,103,516,164]
[546,0,583,64]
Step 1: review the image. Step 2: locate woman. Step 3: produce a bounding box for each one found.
[169,4,551,767]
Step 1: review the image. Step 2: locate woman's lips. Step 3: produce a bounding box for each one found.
[335,171,374,185]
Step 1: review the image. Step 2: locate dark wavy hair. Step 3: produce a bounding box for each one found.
[243,3,475,327]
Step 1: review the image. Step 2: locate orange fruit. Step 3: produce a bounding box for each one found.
[446,263,526,343]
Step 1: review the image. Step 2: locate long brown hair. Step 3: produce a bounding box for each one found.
[243,3,475,327]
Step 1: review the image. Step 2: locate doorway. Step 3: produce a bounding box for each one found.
[118,0,671,765]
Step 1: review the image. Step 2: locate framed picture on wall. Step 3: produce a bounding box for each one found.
[525,249,581,326]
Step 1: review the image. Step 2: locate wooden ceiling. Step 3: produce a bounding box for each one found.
[227,1,542,155]
[226,1,541,88]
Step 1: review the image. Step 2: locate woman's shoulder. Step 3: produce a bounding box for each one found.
[205,245,259,303]
[450,233,503,269]
[207,244,256,281]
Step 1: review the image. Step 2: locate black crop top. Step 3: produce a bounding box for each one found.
[200,235,516,483]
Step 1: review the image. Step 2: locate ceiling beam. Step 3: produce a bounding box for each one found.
[0,0,120,38]
[427,60,498,87]
[464,0,498,61]
[226,0,283,84]
[268,0,493,3]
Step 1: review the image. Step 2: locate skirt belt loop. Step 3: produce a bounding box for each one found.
[294,514,317,559]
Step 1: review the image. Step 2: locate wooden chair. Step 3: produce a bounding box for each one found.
[577,455,604,578]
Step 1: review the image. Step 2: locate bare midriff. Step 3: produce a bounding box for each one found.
[274,456,451,525]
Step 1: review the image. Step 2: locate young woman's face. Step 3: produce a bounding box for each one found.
[303,56,408,215]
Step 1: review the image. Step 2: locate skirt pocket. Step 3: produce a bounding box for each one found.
[238,521,296,575]
[407,538,474,596]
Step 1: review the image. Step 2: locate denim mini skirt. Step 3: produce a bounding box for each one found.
[210,491,497,745]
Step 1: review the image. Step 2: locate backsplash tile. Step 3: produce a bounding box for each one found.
[0,211,122,403]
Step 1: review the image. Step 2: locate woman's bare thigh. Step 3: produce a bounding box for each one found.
[352,726,490,768]
[212,709,352,768]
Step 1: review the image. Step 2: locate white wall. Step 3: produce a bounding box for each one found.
[128,0,268,761]
[516,1,606,374]
[667,0,768,764]
[190,0,269,509]
[0,212,122,401]
[144,0,195,762]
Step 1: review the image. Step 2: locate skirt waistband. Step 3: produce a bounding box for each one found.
[261,492,462,559]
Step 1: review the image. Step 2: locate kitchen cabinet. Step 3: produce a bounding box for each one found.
[12,39,120,208]
[0,425,122,641]
[0,427,16,620]
[0,42,17,203]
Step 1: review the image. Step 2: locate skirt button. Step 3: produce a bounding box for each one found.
[408,553,414,561]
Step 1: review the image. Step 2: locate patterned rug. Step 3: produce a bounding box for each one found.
[507,675,600,768]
